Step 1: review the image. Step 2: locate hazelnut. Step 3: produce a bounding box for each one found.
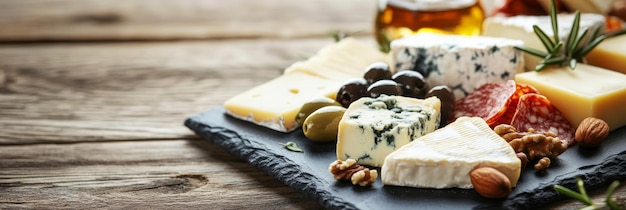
[469,167,512,199]
[575,117,609,148]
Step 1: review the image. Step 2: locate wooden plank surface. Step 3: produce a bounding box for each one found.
[0,38,336,144]
[0,0,375,42]
[0,0,624,209]
[0,139,320,209]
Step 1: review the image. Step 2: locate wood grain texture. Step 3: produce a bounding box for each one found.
[0,0,623,208]
[0,38,342,144]
[0,139,321,209]
[0,0,376,41]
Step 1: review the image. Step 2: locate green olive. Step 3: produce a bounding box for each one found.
[295,97,341,126]
[302,106,346,142]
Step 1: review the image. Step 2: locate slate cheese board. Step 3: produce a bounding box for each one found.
[185,106,626,209]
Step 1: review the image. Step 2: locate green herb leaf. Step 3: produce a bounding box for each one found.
[570,28,589,57]
[379,29,391,53]
[331,31,347,42]
[514,46,548,58]
[550,0,559,43]
[535,63,547,71]
[565,11,581,54]
[554,184,586,201]
[590,25,603,40]
[280,142,304,153]
[605,181,621,210]
[534,25,556,51]
[550,41,563,56]
[575,35,605,59]
[576,177,593,205]
[541,55,566,65]
[555,178,622,209]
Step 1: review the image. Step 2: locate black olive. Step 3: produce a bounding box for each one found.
[426,85,455,127]
[366,80,403,98]
[392,70,428,99]
[363,62,392,85]
[336,78,368,108]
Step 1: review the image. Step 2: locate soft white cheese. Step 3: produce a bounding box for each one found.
[381,117,521,189]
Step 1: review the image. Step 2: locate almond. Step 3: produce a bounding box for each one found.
[469,167,511,199]
[575,117,609,147]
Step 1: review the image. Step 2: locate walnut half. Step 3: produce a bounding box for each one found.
[329,159,377,186]
[494,124,568,171]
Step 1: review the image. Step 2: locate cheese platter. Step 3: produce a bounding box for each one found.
[185,0,626,208]
[184,107,625,209]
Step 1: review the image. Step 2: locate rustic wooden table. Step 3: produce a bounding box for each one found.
[0,0,623,209]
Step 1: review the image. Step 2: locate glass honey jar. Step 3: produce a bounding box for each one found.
[375,0,485,51]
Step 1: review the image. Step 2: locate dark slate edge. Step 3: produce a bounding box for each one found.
[184,117,358,210]
[504,150,626,209]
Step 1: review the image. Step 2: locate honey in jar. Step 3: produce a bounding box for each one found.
[375,0,485,51]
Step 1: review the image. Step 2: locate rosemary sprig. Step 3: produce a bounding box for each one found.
[513,0,606,71]
[554,177,623,209]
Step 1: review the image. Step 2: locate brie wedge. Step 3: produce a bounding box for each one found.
[381,117,521,189]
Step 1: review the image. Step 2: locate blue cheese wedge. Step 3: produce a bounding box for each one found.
[390,33,525,100]
[381,117,521,189]
[336,95,441,167]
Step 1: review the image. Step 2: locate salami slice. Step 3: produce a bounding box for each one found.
[510,93,575,145]
[491,83,540,127]
[450,80,517,126]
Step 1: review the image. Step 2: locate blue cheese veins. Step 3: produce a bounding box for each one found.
[336,95,441,167]
[390,33,525,100]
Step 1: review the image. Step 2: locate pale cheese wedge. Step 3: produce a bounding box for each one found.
[382,117,521,189]
[224,71,340,132]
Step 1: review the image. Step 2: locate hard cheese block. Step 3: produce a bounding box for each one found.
[336,95,441,167]
[390,33,525,100]
[514,64,626,131]
[482,13,605,71]
[224,71,340,132]
[586,35,626,74]
[381,117,521,189]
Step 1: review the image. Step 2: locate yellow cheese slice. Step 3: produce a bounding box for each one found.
[586,35,626,74]
[514,64,626,131]
[224,71,341,132]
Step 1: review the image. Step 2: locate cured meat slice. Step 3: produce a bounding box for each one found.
[451,80,517,126]
[510,93,575,145]
[492,83,540,127]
